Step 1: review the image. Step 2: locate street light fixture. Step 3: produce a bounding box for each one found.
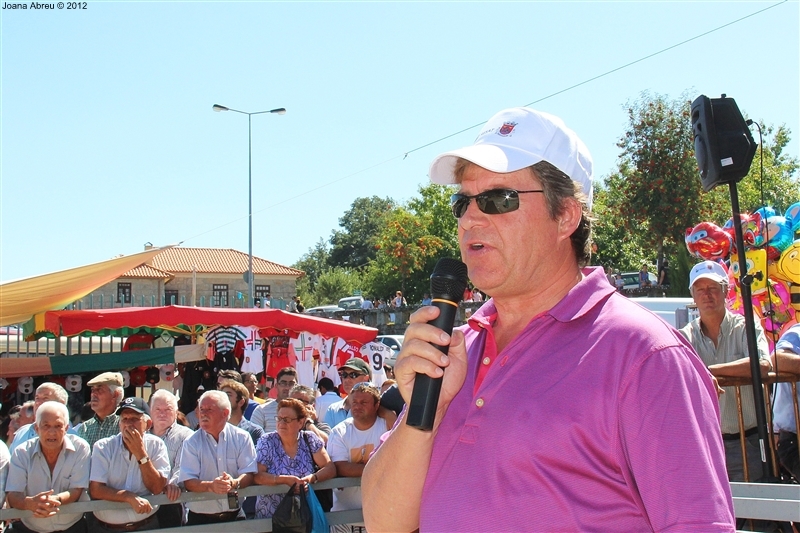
[213,103,286,308]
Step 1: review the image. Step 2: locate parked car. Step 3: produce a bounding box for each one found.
[304,305,344,318]
[376,334,404,364]
[338,296,365,310]
[620,271,658,290]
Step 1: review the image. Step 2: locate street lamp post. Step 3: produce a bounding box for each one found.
[213,104,286,308]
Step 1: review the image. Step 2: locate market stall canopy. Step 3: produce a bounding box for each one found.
[0,344,205,378]
[0,246,173,327]
[26,305,378,345]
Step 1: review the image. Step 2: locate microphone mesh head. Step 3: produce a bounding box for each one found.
[430,258,469,302]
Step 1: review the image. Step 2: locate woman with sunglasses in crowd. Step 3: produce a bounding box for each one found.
[252,398,336,520]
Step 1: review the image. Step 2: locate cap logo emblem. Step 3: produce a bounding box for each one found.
[124,398,134,404]
[497,122,517,136]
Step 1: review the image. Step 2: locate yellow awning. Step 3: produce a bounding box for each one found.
[0,246,173,327]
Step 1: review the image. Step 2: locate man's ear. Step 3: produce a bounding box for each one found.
[557,197,582,237]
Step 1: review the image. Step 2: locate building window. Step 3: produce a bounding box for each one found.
[117,282,132,304]
[165,290,179,305]
[255,285,271,299]
[213,284,228,307]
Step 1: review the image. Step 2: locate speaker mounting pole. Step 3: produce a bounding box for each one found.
[691,94,771,481]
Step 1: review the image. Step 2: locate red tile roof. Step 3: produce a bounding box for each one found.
[140,247,304,277]
[120,264,174,279]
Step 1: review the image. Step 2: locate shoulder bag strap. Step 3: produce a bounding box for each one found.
[301,430,321,472]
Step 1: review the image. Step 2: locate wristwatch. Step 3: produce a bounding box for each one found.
[138,456,150,465]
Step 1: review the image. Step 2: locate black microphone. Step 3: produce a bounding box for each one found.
[406,258,469,431]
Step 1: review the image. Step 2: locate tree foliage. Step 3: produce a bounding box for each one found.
[611,92,709,266]
[291,238,330,292]
[313,267,362,306]
[590,180,650,272]
[329,196,395,269]
[369,207,445,301]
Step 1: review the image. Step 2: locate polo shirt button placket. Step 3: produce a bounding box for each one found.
[475,398,485,408]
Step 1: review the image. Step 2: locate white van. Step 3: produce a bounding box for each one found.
[629,297,697,329]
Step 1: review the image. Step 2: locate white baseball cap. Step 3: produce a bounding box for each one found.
[689,260,728,289]
[428,107,594,209]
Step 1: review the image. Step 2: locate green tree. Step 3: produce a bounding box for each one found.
[591,179,650,272]
[292,239,331,306]
[364,208,444,303]
[612,92,712,268]
[407,183,460,260]
[329,196,396,270]
[292,238,331,291]
[313,267,362,307]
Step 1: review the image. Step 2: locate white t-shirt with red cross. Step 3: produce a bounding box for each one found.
[238,326,264,374]
[289,331,323,387]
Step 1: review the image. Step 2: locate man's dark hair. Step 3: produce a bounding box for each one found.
[277,367,298,381]
[530,161,593,267]
[318,377,335,393]
[218,370,242,383]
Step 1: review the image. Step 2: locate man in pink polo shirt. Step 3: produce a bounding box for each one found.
[363,107,735,532]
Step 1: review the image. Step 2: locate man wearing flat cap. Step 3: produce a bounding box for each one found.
[680,260,771,485]
[76,372,124,449]
[89,397,169,532]
[363,107,734,531]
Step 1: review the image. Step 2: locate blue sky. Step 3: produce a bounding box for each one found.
[1,1,798,282]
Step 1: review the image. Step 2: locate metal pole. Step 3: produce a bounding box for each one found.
[729,180,770,480]
[248,113,254,308]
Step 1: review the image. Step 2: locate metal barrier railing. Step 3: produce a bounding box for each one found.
[0,477,363,532]
[717,371,800,482]
[5,478,796,527]
[730,482,800,522]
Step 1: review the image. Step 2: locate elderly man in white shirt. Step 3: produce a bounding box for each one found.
[148,389,195,528]
[6,401,90,533]
[89,397,169,532]
[178,390,257,525]
[9,382,75,454]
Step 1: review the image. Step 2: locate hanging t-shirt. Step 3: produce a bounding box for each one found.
[358,342,390,388]
[123,331,155,351]
[154,331,174,349]
[316,337,341,388]
[333,337,362,368]
[238,326,264,374]
[205,326,247,353]
[290,332,323,387]
[265,335,294,379]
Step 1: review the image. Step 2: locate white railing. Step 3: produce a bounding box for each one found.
[0,477,363,532]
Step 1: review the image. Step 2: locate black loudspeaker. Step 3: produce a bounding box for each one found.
[691,94,757,192]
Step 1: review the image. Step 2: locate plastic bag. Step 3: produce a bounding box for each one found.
[272,483,312,533]
[306,485,329,533]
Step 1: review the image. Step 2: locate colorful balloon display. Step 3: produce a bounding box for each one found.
[686,203,800,343]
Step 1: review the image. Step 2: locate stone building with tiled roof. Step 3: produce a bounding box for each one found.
[84,246,304,309]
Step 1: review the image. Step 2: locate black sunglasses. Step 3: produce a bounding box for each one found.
[450,188,545,218]
[338,371,365,379]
